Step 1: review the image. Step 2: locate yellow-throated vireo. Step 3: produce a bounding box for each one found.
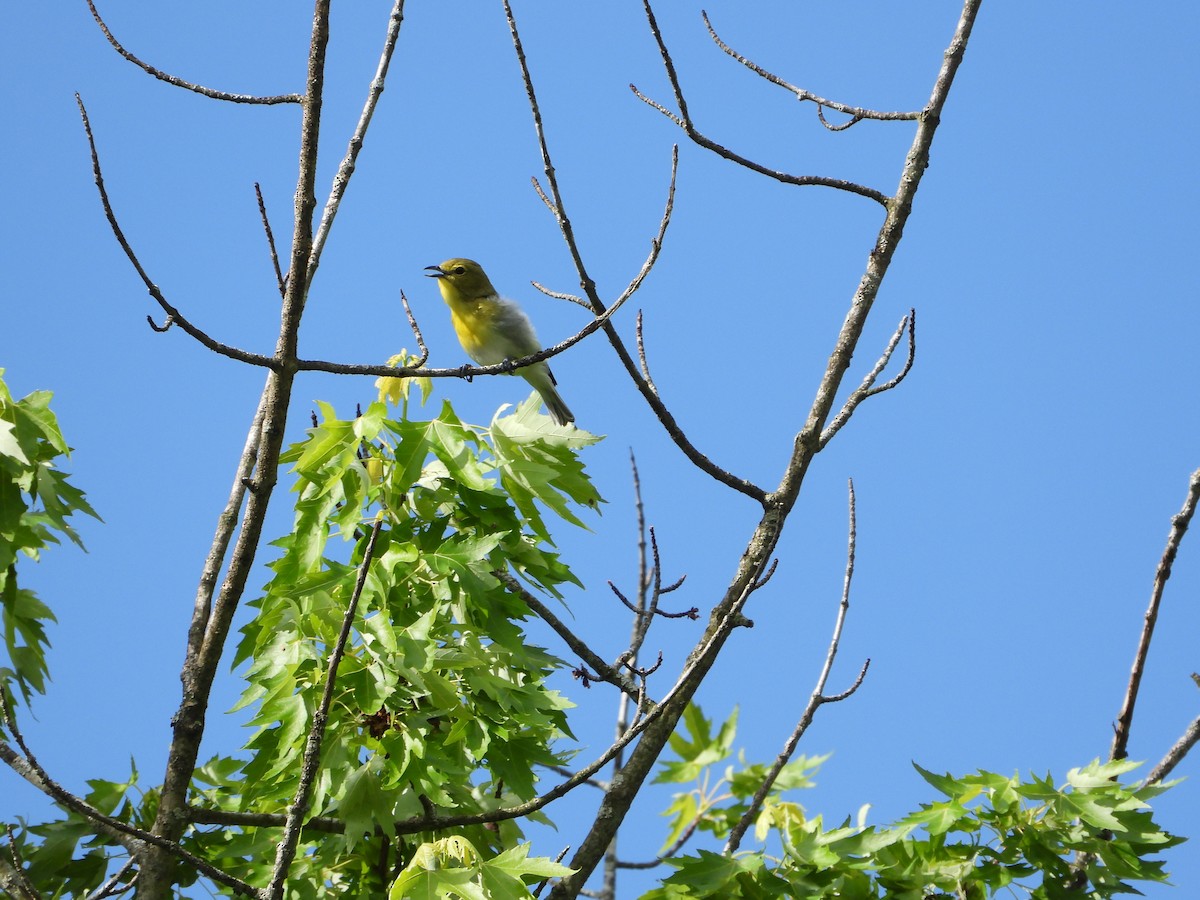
[425,258,575,426]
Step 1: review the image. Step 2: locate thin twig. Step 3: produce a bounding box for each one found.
[76,95,280,370]
[86,0,302,104]
[307,0,407,285]
[532,280,589,308]
[635,311,656,392]
[609,582,696,621]
[3,824,40,900]
[85,857,137,900]
[256,183,286,296]
[265,520,384,899]
[531,845,571,899]
[543,765,609,791]
[602,452,654,899]
[724,480,869,854]
[819,310,916,449]
[633,2,891,207]
[616,814,702,869]
[399,290,429,365]
[701,11,921,127]
[496,572,642,699]
[179,386,268,680]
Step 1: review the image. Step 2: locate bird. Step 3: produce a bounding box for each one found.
[425,258,575,426]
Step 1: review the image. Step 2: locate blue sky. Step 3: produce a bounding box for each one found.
[3,2,1198,896]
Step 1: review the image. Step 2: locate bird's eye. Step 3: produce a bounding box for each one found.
[453,266,466,275]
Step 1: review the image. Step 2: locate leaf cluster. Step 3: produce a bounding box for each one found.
[186,393,602,893]
[0,370,99,707]
[645,705,1183,900]
[5,385,603,898]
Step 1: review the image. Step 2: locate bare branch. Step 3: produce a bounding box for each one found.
[399,290,429,365]
[1145,711,1200,786]
[542,765,609,792]
[724,479,869,853]
[1111,466,1200,762]
[85,857,137,900]
[86,0,302,104]
[819,309,916,450]
[178,385,268,707]
[701,11,921,128]
[0,694,257,897]
[633,3,891,207]
[611,145,678,310]
[616,813,703,869]
[532,280,589,308]
[497,572,642,699]
[266,521,383,899]
[140,2,334,892]
[635,311,656,392]
[3,824,40,900]
[307,0,407,284]
[750,558,779,592]
[75,95,281,370]
[256,182,286,297]
[532,846,571,899]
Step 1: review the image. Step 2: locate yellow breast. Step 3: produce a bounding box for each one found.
[448,296,502,362]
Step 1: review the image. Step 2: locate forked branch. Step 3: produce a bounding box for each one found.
[723,479,869,854]
[701,11,921,130]
[633,1,891,206]
[75,95,280,370]
[819,309,916,449]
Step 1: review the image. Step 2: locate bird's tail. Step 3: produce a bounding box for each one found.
[540,386,575,427]
[523,364,575,426]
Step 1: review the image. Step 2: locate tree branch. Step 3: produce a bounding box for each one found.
[496,572,643,699]
[1145,710,1200,786]
[1111,466,1200,762]
[701,11,921,128]
[86,0,302,104]
[75,95,281,370]
[724,480,868,854]
[255,183,286,297]
[0,696,256,897]
[265,521,383,899]
[306,0,407,286]
[819,309,916,449]
[632,2,891,206]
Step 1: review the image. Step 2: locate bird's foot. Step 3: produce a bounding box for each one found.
[457,363,474,383]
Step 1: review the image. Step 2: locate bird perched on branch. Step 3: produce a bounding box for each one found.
[425,258,575,426]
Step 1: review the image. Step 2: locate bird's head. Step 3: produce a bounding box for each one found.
[424,258,497,303]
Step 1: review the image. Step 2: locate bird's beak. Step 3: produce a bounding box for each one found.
[424,265,446,278]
